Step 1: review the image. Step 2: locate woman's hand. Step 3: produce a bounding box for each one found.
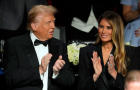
[91,51,102,82]
[108,54,117,79]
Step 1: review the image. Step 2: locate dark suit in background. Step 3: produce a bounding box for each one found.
[0,0,47,39]
[4,32,75,90]
[125,46,140,71]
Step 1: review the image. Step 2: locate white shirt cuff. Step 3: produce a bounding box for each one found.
[52,72,59,79]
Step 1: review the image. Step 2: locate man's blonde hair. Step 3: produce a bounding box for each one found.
[27,5,57,30]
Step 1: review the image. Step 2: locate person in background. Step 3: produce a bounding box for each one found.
[78,11,140,90]
[124,70,140,90]
[0,0,47,39]
[121,0,140,47]
[4,5,75,90]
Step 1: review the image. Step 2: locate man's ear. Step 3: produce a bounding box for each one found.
[31,23,38,31]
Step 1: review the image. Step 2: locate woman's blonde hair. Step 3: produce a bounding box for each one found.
[96,11,127,76]
[27,5,57,30]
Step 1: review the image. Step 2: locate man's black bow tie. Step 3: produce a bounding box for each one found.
[34,39,48,46]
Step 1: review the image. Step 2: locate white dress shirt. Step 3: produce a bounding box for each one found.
[30,32,49,90]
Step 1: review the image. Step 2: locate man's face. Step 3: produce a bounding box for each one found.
[32,13,55,40]
[125,82,140,90]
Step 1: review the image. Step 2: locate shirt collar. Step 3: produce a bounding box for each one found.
[30,31,39,44]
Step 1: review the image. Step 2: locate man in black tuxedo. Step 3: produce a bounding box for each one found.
[0,0,47,39]
[4,5,75,90]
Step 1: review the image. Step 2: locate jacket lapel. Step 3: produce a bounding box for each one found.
[47,38,59,88]
[22,32,39,68]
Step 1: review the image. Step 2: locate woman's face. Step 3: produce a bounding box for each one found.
[98,18,112,43]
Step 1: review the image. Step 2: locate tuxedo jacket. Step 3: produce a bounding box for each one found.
[78,43,140,90]
[4,32,75,90]
[0,0,47,31]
